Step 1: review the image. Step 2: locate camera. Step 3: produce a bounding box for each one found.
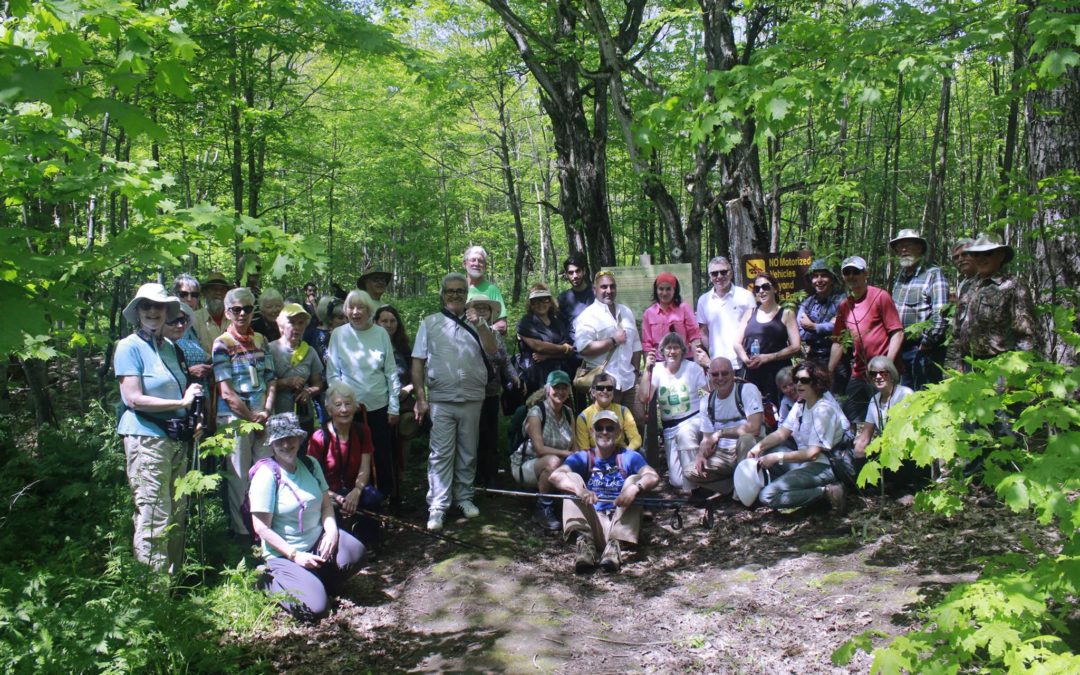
[165,395,205,442]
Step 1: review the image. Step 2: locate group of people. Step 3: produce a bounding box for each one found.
[113,229,1035,617]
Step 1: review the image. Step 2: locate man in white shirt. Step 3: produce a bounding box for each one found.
[696,256,755,369]
[573,271,644,429]
[686,357,764,494]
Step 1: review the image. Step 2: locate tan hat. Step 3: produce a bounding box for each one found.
[279,303,310,321]
[123,283,183,325]
[889,229,928,252]
[357,267,392,288]
[466,293,502,318]
[966,233,1014,264]
[203,270,231,288]
[528,287,553,301]
[592,409,622,428]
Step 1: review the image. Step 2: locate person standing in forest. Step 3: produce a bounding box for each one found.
[213,287,277,540]
[412,273,498,531]
[829,256,903,424]
[733,273,801,406]
[193,271,232,352]
[115,283,203,575]
[557,255,594,339]
[890,230,949,389]
[946,234,1037,371]
[463,246,508,335]
[640,271,703,357]
[951,237,976,302]
[574,271,644,428]
[797,260,848,394]
[696,256,756,369]
[357,267,392,304]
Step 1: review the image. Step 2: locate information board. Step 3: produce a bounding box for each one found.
[739,250,815,298]
[593,263,695,320]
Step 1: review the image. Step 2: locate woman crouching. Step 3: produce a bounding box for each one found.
[249,412,365,621]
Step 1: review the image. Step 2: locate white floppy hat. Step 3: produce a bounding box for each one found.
[733,458,768,507]
[122,283,182,325]
[466,293,502,318]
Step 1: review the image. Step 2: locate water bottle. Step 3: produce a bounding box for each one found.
[749,338,761,357]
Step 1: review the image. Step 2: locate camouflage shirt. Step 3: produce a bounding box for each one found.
[947,274,1036,368]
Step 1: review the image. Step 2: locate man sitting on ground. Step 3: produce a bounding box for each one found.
[549,410,660,574]
[685,358,764,496]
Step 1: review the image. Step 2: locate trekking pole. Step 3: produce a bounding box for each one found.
[354,507,491,553]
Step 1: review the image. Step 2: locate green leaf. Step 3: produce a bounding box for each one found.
[767,96,791,121]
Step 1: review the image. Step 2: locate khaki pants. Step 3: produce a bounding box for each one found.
[562,498,642,554]
[219,415,272,536]
[124,435,188,574]
[684,433,759,494]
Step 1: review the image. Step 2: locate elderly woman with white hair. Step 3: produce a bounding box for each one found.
[212,286,278,540]
[252,287,285,342]
[114,283,203,574]
[854,354,917,490]
[326,289,400,500]
[269,303,324,432]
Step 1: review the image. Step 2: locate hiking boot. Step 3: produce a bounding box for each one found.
[599,540,622,573]
[427,510,445,531]
[458,500,480,519]
[534,498,561,532]
[574,535,596,573]
[824,483,847,514]
[689,487,716,506]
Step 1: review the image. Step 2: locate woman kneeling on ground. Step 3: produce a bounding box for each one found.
[249,412,365,621]
[513,370,577,532]
[854,355,919,490]
[306,382,381,548]
[747,360,851,512]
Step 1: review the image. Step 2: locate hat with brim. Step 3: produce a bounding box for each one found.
[733,458,768,507]
[840,255,868,273]
[546,370,571,388]
[965,233,1014,264]
[466,293,502,318]
[592,409,622,429]
[203,270,231,288]
[123,283,183,325]
[805,259,838,281]
[528,288,553,302]
[358,268,393,288]
[889,229,928,252]
[265,412,307,445]
[279,303,310,321]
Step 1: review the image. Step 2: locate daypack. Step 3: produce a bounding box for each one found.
[242,455,317,545]
[508,402,574,483]
[705,381,747,427]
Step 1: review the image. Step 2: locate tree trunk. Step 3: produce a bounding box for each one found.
[20,358,56,427]
[921,72,952,254]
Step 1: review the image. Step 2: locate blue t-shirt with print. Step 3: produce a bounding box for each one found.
[564,448,648,512]
[114,333,188,437]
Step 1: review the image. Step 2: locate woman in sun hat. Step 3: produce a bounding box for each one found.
[114,283,204,575]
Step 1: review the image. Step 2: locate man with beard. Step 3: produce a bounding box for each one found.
[556,255,594,339]
[797,260,848,393]
[463,246,508,335]
[889,230,948,389]
[193,271,232,353]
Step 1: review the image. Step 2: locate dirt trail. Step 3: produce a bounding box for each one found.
[247,489,1045,673]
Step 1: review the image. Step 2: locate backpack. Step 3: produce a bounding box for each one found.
[507,402,574,481]
[242,455,317,545]
[706,382,746,427]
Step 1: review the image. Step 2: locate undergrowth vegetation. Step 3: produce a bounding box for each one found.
[836,316,1080,672]
[0,404,275,673]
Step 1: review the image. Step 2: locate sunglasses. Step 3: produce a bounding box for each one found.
[442,288,467,296]
[793,376,813,384]
[166,315,190,327]
[594,425,618,434]
[593,385,615,392]
[841,268,864,277]
[870,370,890,378]
[754,283,773,292]
[709,269,731,277]
[228,305,255,315]
[138,301,167,311]
[177,291,200,300]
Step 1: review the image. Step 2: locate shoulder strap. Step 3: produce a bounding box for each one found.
[707,390,716,427]
[441,309,495,380]
[735,382,745,420]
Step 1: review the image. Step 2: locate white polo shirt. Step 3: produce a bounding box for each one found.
[696,285,755,369]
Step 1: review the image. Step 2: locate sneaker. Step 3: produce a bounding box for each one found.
[458,500,480,519]
[599,540,622,573]
[534,499,561,532]
[824,483,847,514]
[427,510,445,531]
[574,535,596,573]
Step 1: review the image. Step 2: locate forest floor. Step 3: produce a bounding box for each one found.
[235,469,1051,674]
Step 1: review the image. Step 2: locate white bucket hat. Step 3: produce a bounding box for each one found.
[733,458,768,507]
[466,293,502,318]
[122,283,182,325]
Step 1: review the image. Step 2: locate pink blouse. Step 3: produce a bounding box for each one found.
[641,302,703,355]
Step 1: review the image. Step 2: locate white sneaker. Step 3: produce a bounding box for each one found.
[427,511,444,531]
[458,500,480,519]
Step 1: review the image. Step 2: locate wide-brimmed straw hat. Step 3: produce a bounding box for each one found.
[466,293,502,317]
[123,283,183,325]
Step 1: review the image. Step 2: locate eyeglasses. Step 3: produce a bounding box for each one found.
[138,301,167,311]
[793,376,813,384]
[709,269,731,277]
[754,283,773,293]
[177,291,200,300]
[228,305,255,315]
[594,425,618,434]
[870,370,889,378]
[709,371,733,378]
[442,288,467,296]
[841,268,864,277]
[593,385,615,392]
[166,315,190,327]
[969,250,993,258]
